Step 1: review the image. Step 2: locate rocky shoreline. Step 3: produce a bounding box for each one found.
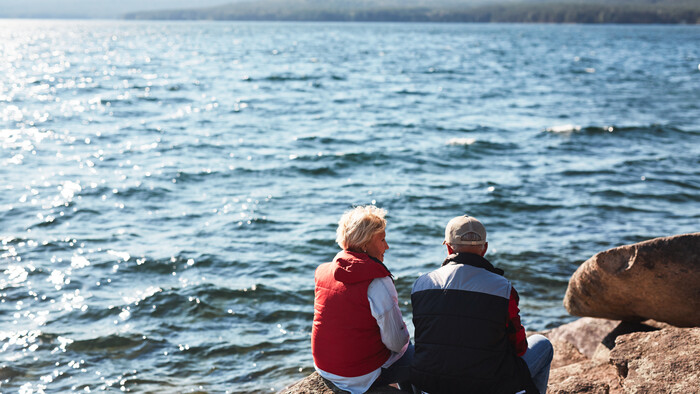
[282,233,700,393]
[543,318,699,393]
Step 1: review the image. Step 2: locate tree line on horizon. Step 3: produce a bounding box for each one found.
[124,2,700,24]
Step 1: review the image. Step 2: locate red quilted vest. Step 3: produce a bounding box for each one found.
[312,250,392,377]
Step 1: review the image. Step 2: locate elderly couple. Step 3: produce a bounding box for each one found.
[311,206,553,394]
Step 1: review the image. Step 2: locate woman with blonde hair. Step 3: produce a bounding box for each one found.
[312,205,413,393]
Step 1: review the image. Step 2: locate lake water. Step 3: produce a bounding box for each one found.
[1,20,698,393]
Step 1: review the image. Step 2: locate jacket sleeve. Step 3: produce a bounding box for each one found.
[367,277,410,353]
[507,287,528,357]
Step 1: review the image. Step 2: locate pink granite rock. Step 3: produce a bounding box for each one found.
[545,317,620,358]
[564,233,700,327]
[610,327,700,392]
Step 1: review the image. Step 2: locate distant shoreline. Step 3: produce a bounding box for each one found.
[3,17,700,26]
[122,4,700,24]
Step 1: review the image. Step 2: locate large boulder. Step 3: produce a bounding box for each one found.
[610,327,700,392]
[564,233,700,327]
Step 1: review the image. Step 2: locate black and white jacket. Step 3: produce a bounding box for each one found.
[410,253,538,394]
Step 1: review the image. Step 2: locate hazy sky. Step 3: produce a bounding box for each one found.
[0,0,237,19]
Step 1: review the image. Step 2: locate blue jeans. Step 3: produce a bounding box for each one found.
[521,334,554,394]
[372,342,415,392]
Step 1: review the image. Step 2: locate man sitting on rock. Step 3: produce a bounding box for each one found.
[410,215,553,393]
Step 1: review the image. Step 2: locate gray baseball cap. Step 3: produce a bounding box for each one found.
[444,215,487,246]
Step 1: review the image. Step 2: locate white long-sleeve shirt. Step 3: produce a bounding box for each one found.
[315,276,410,394]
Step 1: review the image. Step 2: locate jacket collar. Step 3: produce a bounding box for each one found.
[332,250,393,283]
[367,255,393,278]
[442,252,504,276]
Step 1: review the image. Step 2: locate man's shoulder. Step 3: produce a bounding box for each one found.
[412,263,512,298]
[411,269,434,294]
[414,263,452,280]
[411,263,458,292]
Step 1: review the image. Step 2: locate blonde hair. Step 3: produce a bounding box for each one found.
[335,205,387,251]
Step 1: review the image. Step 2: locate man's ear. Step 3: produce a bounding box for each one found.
[481,242,488,256]
[446,243,454,255]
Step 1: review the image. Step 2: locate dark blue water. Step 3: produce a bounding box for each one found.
[1,20,698,393]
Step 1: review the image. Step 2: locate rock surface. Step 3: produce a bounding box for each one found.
[610,327,700,393]
[545,318,700,394]
[279,371,400,394]
[548,358,620,394]
[545,319,623,394]
[564,232,700,327]
[545,317,620,358]
[548,339,588,369]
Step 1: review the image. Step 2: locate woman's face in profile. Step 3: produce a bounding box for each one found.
[365,230,389,262]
